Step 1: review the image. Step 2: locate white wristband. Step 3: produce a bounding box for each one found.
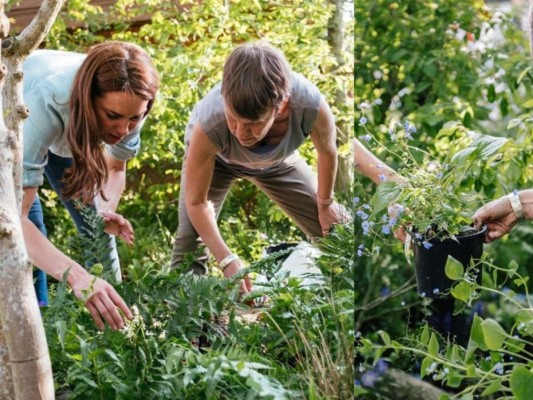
[508,191,524,220]
[219,253,239,271]
[316,192,334,206]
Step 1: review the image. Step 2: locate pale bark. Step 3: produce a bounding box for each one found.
[530,0,533,58]
[0,0,65,398]
[327,0,353,192]
[374,369,449,400]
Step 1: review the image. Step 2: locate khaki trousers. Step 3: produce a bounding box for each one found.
[170,151,323,273]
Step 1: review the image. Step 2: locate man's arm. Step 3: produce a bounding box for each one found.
[310,98,350,235]
[310,98,337,202]
[185,123,251,292]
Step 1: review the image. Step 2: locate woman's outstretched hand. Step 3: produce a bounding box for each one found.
[67,269,133,331]
[99,210,135,245]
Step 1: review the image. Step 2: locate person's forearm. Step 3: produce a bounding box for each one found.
[187,202,232,262]
[97,169,126,212]
[316,148,337,201]
[519,189,533,220]
[354,138,397,184]
[22,216,89,285]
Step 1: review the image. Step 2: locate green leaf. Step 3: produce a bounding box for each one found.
[450,147,477,164]
[378,330,391,346]
[451,281,472,302]
[371,181,401,217]
[471,134,509,159]
[468,315,488,351]
[423,61,437,78]
[516,66,532,85]
[487,84,495,102]
[428,333,439,356]
[521,98,533,108]
[507,118,522,129]
[420,324,430,346]
[445,255,464,280]
[508,259,519,276]
[420,356,433,379]
[510,366,533,400]
[445,369,463,388]
[481,319,508,351]
[516,309,533,324]
[480,379,501,396]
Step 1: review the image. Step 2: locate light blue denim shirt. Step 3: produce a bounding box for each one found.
[22,50,142,188]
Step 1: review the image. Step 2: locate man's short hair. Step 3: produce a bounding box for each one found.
[221,42,292,120]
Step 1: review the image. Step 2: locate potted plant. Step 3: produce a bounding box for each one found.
[357,118,509,342]
[364,121,509,294]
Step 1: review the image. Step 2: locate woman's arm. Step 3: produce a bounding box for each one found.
[21,187,132,330]
[354,138,399,184]
[95,156,134,245]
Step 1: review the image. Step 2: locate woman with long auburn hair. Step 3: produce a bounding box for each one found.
[22,41,159,330]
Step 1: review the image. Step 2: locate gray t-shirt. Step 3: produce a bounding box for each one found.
[185,72,321,170]
[22,50,143,188]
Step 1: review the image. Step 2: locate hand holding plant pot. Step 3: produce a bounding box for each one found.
[473,189,533,242]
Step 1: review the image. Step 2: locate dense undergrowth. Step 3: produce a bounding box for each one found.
[43,208,354,399]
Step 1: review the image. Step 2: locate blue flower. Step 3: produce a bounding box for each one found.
[423,241,433,249]
[361,134,372,142]
[361,370,380,387]
[381,225,391,235]
[357,244,365,257]
[356,210,369,220]
[353,196,360,204]
[433,288,440,295]
[362,221,373,235]
[436,172,443,179]
[403,120,417,134]
[360,359,389,388]
[359,116,368,125]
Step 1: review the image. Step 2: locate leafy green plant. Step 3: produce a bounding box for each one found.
[357,255,533,400]
[357,116,509,244]
[43,206,354,399]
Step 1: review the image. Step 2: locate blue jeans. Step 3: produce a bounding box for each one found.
[28,151,121,305]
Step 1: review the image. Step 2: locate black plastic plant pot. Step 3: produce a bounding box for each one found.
[413,226,486,299]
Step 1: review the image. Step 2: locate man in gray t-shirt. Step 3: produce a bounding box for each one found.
[170,42,348,293]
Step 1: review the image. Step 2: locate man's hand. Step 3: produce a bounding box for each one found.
[222,258,253,295]
[68,271,133,331]
[99,210,134,245]
[473,196,518,243]
[318,201,351,236]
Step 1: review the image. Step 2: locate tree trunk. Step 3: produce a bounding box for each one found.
[0,0,64,398]
[373,369,450,400]
[529,0,533,57]
[327,0,353,192]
